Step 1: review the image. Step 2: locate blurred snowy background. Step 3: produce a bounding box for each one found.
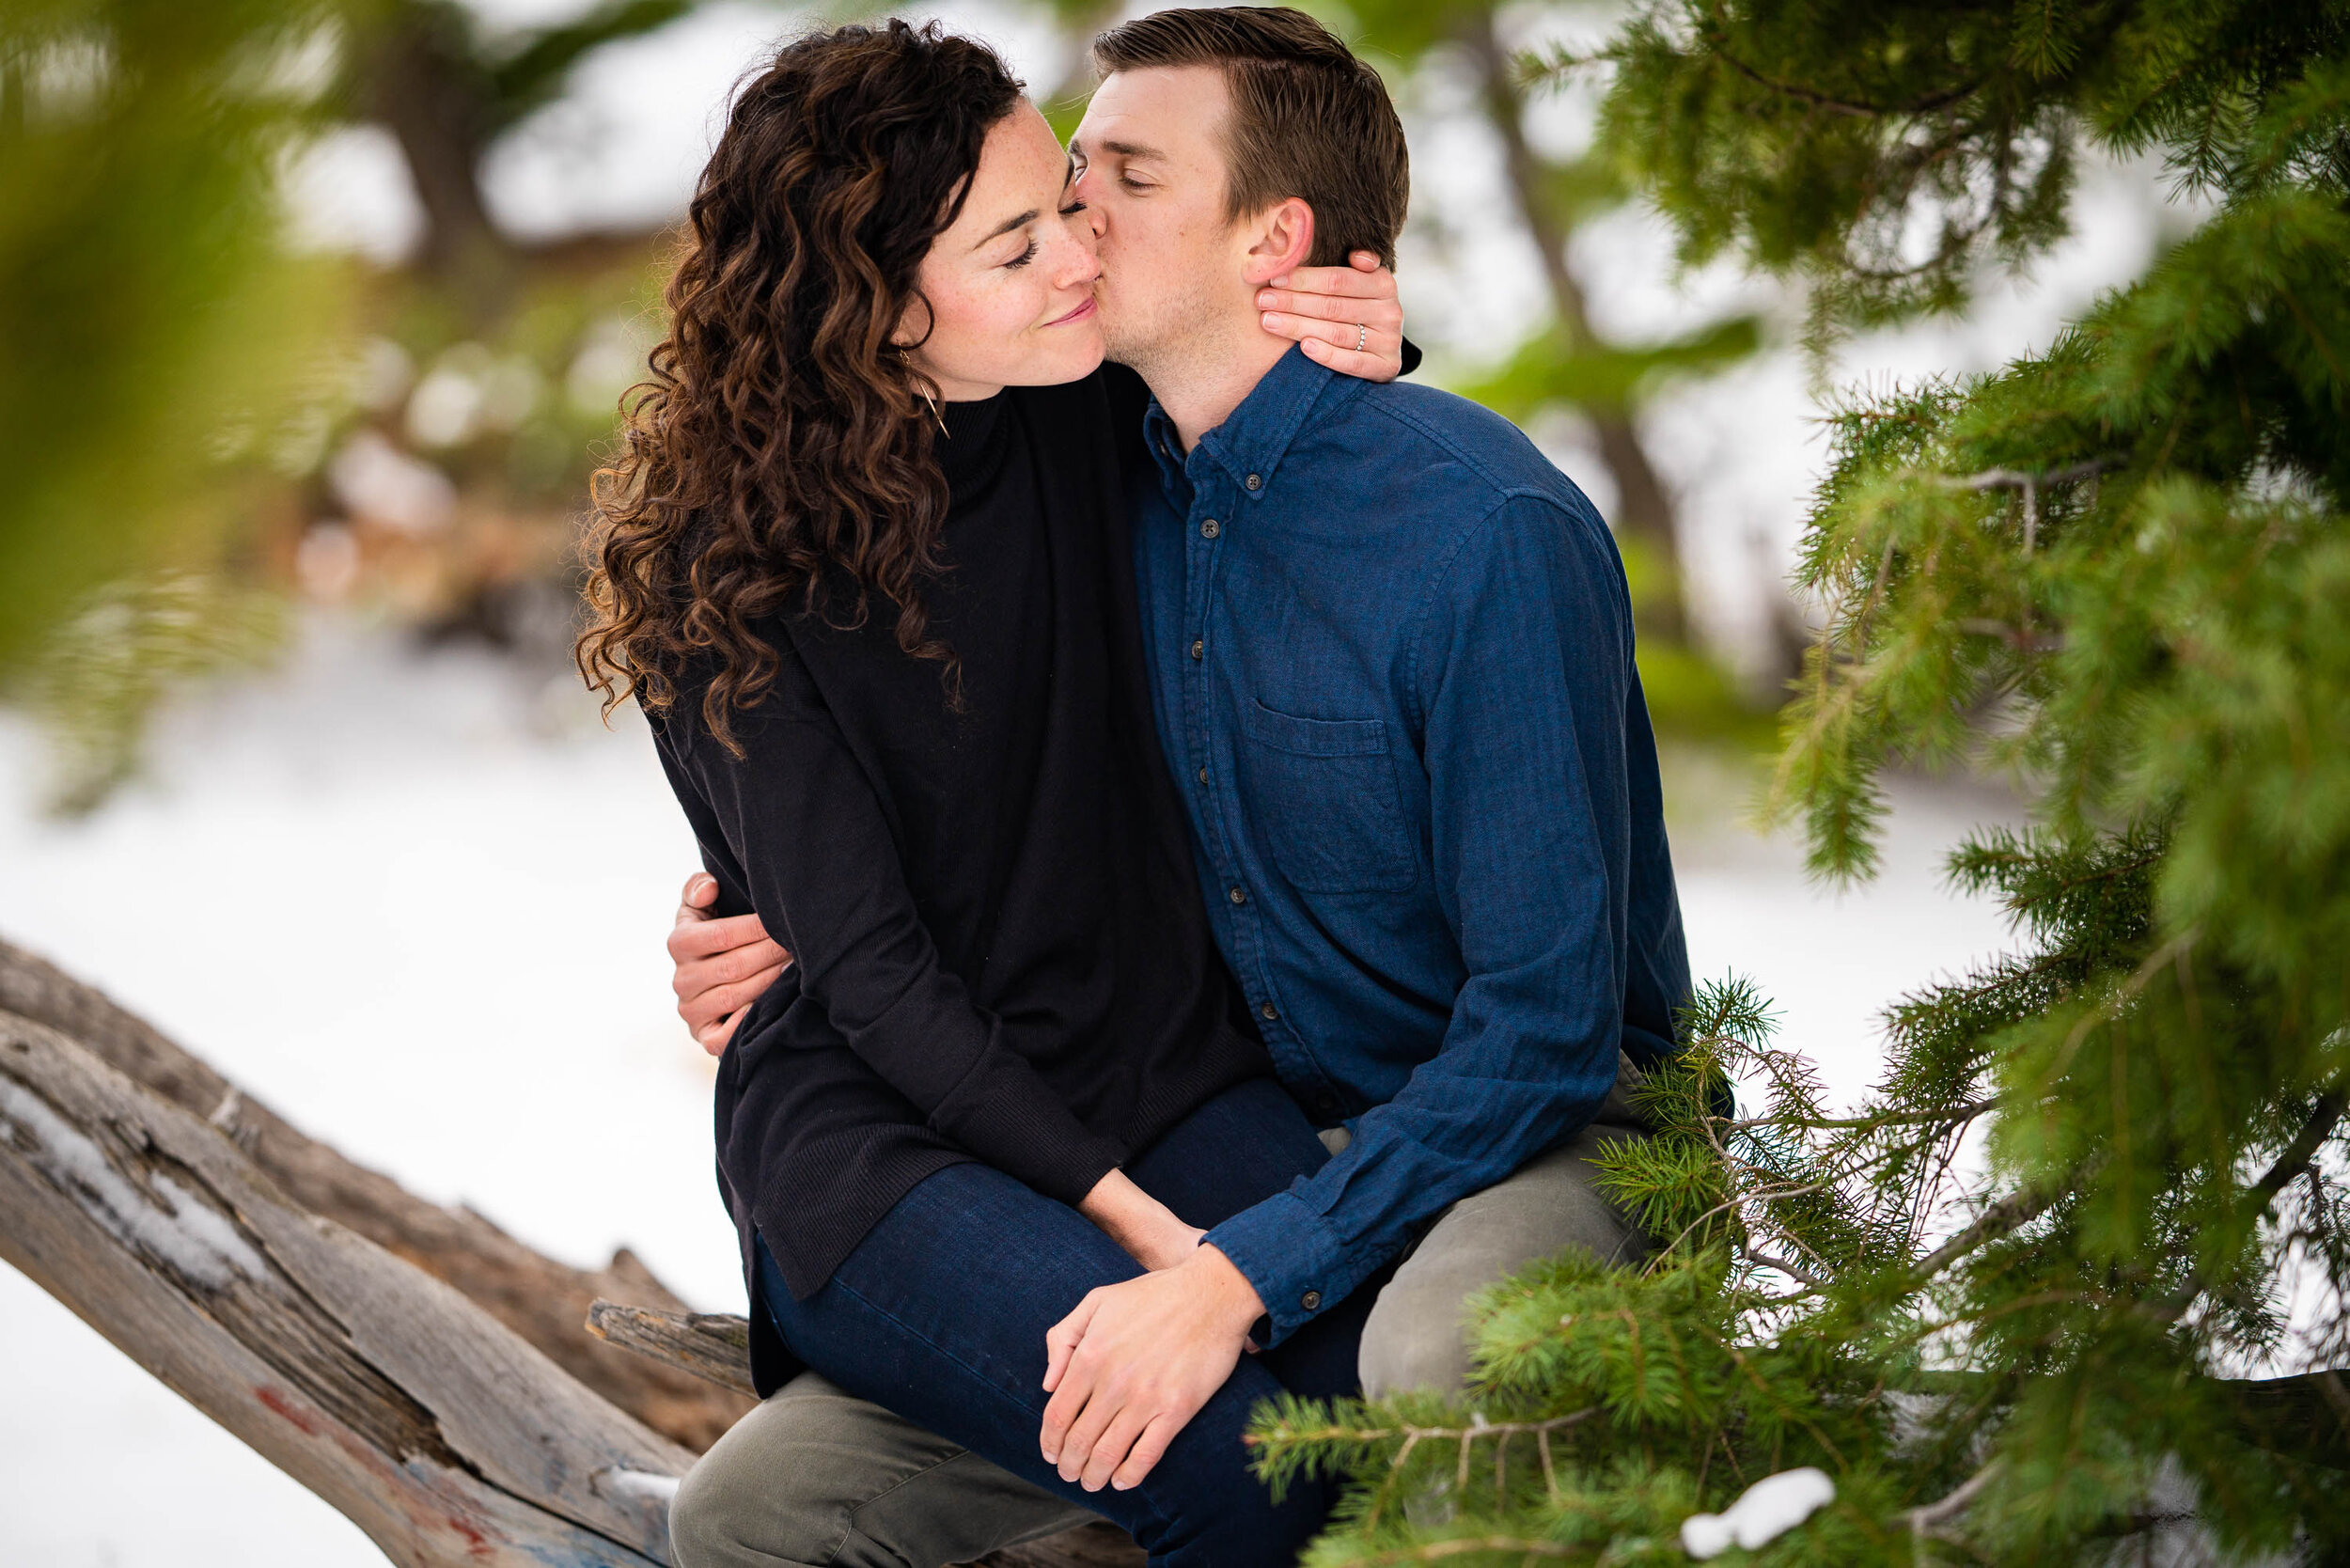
[0,0,2197,1561]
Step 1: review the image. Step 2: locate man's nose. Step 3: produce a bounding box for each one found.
[1053,228,1102,289]
[1070,170,1108,237]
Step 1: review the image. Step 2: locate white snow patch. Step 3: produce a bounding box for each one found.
[0,1077,269,1290]
[596,1466,682,1504]
[1680,1466,1836,1559]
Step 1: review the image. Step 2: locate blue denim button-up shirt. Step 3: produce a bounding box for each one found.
[1131,346,1691,1345]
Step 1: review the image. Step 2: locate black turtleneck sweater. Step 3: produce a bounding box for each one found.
[648,370,1268,1394]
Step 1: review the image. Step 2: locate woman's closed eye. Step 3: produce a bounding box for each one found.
[1007,202,1090,268]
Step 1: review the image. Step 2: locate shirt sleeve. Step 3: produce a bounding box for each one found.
[1203,493,1634,1342]
[651,645,1126,1208]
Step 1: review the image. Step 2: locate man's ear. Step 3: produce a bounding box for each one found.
[1241,196,1315,286]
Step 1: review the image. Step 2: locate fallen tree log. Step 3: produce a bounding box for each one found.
[1,936,1140,1567]
[588,1299,757,1400]
[0,1005,695,1566]
[0,937,754,1452]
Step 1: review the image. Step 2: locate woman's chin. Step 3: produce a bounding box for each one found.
[1006,329,1106,388]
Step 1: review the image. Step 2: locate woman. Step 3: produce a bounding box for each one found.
[576,20,1402,1565]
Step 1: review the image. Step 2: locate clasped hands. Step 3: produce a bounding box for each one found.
[667,875,1269,1493]
[1044,1168,1269,1493]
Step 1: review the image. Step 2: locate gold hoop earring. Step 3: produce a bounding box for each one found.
[919,387,949,438]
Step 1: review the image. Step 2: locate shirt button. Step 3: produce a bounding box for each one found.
[1190,638,1204,661]
[1259,1002,1278,1022]
[1301,1290,1322,1310]
[1200,518,1220,539]
[1229,886,1247,905]
[1245,473,1262,491]
[1197,767,1209,785]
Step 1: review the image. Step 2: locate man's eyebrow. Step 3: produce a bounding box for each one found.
[970,208,1040,248]
[1070,134,1165,164]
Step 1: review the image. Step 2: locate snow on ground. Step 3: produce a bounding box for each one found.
[0,615,2025,1567]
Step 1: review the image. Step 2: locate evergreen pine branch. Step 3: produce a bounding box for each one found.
[1276,8,2350,1559]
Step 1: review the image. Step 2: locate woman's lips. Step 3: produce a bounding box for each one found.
[1045,297,1099,327]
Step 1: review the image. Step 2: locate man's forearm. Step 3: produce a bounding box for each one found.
[1202,1074,1611,1345]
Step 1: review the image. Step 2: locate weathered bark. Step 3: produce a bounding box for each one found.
[587,1299,756,1401]
[0,1006,694,1566]
[0,937,755,1452]
[2,937,1136,1566]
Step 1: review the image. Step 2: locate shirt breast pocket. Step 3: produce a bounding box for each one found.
[1240,699,1418,895]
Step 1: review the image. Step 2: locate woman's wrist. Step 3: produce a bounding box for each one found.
[1078,1169,1202,1269]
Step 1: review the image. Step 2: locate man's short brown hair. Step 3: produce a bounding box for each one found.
[1091,7,1408,269]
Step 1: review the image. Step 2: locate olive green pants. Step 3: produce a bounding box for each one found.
[670,1110,1647,1568]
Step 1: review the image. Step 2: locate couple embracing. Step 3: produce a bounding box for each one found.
[577,8,1689,1564]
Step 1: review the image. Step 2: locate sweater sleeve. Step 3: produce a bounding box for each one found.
[651,646,1126,1207]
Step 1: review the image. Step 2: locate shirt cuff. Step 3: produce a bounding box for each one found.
[1203,1190,1346,1347]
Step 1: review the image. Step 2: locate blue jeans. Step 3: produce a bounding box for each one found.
[755,1077,1374,1567]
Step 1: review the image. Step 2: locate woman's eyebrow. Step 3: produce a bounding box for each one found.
[969,208,1041,249]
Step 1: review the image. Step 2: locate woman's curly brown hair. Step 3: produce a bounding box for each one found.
[575,20,1023,751]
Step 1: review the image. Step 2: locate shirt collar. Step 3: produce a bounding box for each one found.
[1138,343,1354,497]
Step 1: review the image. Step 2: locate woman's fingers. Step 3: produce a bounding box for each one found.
[1265,251,1401,321]
[1265,311,1405,382]
[1295,331,1406,384]
[1270,252,1395,298]
[1264,312,1395,353]
[1255,286,1402,331]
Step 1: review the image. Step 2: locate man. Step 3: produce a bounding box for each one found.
[667,8,1688,1564]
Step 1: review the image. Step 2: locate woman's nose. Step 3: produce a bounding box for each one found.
[1053,227,1102,289]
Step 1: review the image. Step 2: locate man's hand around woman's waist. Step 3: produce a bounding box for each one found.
[668,877,1212,1275]
[670,872,792,1055]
